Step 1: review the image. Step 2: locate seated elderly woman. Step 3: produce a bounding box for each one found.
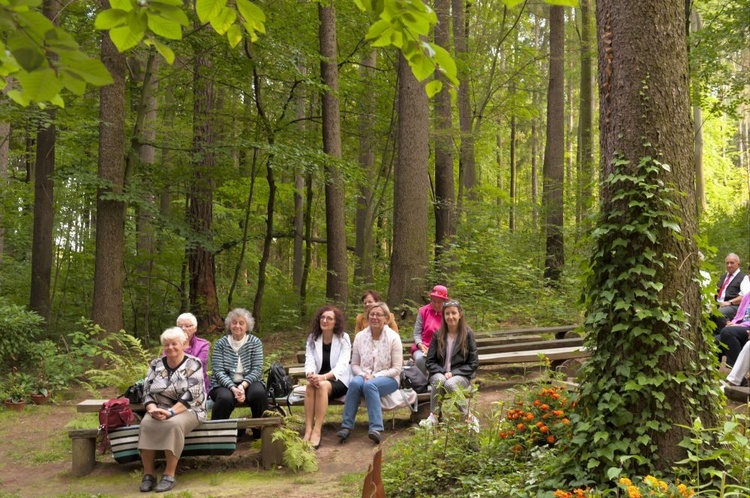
[420,300,479,430]
[209,308,268,439]
[138,327,206,493]
[336,302,402,445]
[303,305,352,449]
[174,312,211,391]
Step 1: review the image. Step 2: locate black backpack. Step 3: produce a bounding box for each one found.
[266,362,293,400]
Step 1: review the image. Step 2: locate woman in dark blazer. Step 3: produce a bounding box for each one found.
[422,300,479,429]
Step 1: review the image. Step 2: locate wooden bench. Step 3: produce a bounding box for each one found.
[71,400,284,477]
[724,385,750,403]
[478,345,589,366]
[476,337,584,355]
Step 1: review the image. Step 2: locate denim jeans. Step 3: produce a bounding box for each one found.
[341,375,398,432]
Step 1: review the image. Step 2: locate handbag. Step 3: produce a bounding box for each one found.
[98,398,135,454]
[121,381,144,404]
[400,366,429,394]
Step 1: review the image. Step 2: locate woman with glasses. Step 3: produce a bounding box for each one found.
[175,313,211,391]
[303,305,352,449]
[354,290,399,333]
[421,300,479,430]
[337,302,402,445]
[412,285,451,374]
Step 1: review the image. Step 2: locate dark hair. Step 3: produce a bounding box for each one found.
[437,301,469,357]
[361,290,382,303]
[308,305,345,345]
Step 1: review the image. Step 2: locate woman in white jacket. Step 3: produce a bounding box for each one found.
[303,305,352,449]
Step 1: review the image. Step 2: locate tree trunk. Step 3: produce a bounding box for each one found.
[690,8,705,215]
[29,0,60,324]
[92,2,126,335]
[388,55,430,307]
[293,66,307,292]
[188,48,223,334]
[433,0,456,265]
[319,3,348,305]
[0,119,8,262]
[567,0,721,480]
[453,0,476,202]
[354,50,378,288]
[509,114,517,231]
[576,0,595,228]
[542,6,565,283]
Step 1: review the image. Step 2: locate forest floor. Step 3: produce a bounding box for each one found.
[0,361,538,498]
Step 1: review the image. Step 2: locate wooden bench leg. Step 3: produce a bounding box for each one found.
[69,433,97,476]
[260,425,285,470]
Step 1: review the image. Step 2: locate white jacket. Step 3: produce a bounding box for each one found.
[304,332,353,387]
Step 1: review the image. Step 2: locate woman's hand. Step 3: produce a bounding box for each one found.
[419,343,429,354]
[231,384,246,403]
[148,408,171,421]
[363,373,374,381]
[445,372,453,380]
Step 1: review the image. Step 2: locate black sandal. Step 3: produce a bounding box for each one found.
[139,474,156,492]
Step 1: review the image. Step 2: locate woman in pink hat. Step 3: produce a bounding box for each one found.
[412,285,450,374]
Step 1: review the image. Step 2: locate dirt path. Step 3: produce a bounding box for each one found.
[0,376,521,498]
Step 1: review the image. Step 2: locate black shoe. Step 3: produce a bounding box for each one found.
[741,377,749,387]
[336,428,350,442]
[139,474,156,492]
[154,476,175,493]
[368,430,383,444]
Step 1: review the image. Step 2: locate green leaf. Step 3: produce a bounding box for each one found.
[147,14,183,40]
[64,58,114,86]
[226,23,243,48]
[8,45,45,72]
[499,0,525,7]
[126,9,148,33]
[547,0,578,5]
[152,5,189,26]
[429,42,457,86]
[110,0,134,11]
[7,89,32,106]
[109,25,144,52]
[236,0,266,25]
[16,68,62,102]
[149,0,185,6]
[425,79,441,98]
[151,39,175,64]
[209,7,236,35]
[196,0,226,24]
[59,69,87,95]
[94,9,128,30]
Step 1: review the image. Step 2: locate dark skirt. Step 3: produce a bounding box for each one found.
[329,379,348,400]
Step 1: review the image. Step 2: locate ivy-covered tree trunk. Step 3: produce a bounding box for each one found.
[319,2,348,306]
[92,7,126,336]
[565,0,722,482]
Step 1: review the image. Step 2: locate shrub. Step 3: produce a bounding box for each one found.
[0,297,44,370]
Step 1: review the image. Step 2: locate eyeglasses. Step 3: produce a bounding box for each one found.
[369,313,385,318]
[444,300,460,308]
[177,323,195,329]
[320,316,336,322]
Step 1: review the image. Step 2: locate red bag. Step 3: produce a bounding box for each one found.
[98,398,135,453]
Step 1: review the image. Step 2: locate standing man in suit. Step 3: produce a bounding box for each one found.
[716,253,750,324]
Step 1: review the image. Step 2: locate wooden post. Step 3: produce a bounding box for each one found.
[261,425,285,470]
[68,430,97,476]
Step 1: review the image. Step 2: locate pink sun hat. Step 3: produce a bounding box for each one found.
[429,285,449,300]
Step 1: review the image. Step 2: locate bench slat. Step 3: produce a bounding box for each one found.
[478,346,588,365]
[477,337,584,355]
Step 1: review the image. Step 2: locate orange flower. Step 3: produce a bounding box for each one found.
[516,423,525,431]
[499,431,507,438]
[540,425,549,433]
[536,421,544,428]
[553,410,565,417]
[512,444,523,453]
[562,418,570,425]
[526,412,535,421]
[540,404,550,410]
[547,435,555,443]
[626,485,641,498]
[534,400,541,406]
[573,489,587,498]
[553,491,572,498]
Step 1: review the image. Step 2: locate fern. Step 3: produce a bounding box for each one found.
[271,426,318,473]
[82,330,154,395]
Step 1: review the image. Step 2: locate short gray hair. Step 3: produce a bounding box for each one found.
[161,326,187,345]
[370,302,390,318]
[176,312,197,327]
[225,308,255,333]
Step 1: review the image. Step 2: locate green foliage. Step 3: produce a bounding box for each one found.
[270,425,318,473]
[80,322,154,394]
[558,152,721,486]
[0,0,113,106]
[0,297,44,370]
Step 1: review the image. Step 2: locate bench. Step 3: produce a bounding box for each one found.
[71,400,284,477]
[478,345,589,366]
[476,337,584,355]
[724,385,750,403]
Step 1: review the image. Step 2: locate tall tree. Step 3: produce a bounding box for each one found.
[564,0,721,482]
[0,119,7,263]
[354,50,378,287]
[576,0,595,227]
[319,2,348,305]
[433,0,456,263]
[542,6,565,282]
[389,55,430,307]
[29,0,60,323]
[690,8,705,215]
[91,0,126,335]
[188,42,223,333]
[453,0,477,201]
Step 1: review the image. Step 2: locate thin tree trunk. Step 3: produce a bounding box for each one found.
[29,0,61,324]
[388,55,430,307]
[453,0,476,201]
[509,114,517,231]
[354,50,378,287]
[690,8,705,215]
[0,119,8,262]
[293,66,307,292]
[92,0,126,336]
[576,0,595,228]
[319,3,348,305]
[543,6,565,283]
[433,0,456,265]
